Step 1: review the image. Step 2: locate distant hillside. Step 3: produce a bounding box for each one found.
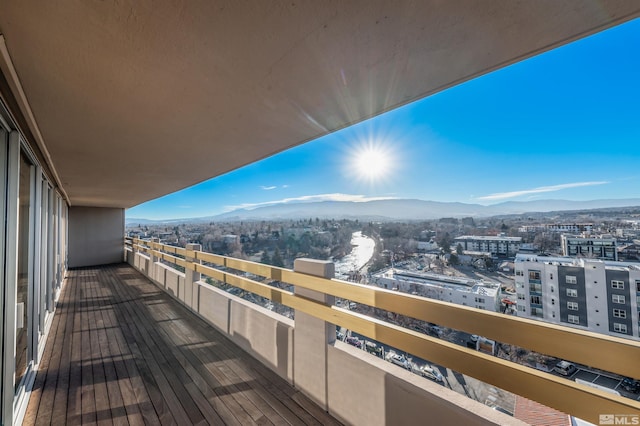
[125,198,640,224]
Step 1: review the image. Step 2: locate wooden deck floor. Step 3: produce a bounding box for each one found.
[24,264,341,426]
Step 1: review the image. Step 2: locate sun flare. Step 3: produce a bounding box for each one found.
[348,141,396,183]
[355,148,389,179]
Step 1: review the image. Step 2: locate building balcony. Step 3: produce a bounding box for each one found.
[2,4,640,425]
[24,263,341,426]
[29,237,627,425]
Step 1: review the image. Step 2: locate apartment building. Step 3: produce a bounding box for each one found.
[519,223,594,234]
[454,235,522,257]
[371,269,501,312]
[515,254,640,340]
[561,234,618,261]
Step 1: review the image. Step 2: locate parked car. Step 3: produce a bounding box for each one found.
[492,406,513,416]
[365,342,383,357]
[420,365,443,383]
[345,336,362,348]
[621,377,640,393]
[387,352,410,369]
[428,325,443,337]
[553,361,577,377]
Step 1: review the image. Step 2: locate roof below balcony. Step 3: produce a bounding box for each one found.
[0,2,638,208]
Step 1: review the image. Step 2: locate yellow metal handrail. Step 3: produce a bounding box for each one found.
[130,238,640,422]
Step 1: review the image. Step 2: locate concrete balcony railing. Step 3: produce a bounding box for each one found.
[125,238,640,425]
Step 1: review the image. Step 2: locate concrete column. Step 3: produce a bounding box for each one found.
[150,238,159,282]
[184,243,201,309]
[293,258,335,410]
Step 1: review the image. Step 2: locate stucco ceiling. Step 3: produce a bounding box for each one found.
[0,1,638,208]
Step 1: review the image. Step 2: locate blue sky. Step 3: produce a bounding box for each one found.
[128,18,640,220]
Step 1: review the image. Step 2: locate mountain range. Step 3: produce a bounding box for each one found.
[126,198,640,225]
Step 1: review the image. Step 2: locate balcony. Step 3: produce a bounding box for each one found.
[55,238,634,425]
[2,4,640,425]
[24,264,341,426]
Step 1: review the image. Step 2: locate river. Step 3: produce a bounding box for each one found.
[334,231,375,279]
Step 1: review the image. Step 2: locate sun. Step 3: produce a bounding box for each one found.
[355,148,389,179]
[349,141,396,183]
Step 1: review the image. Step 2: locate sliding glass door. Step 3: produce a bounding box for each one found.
[15,151,33,392]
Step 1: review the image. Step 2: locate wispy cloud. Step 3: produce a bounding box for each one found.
[225,193,397,211]
[260,185,277,190]
[477,181,609,201]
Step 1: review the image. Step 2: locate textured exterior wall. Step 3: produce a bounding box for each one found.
[68,206,123,268]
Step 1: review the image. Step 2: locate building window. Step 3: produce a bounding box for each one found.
[529,270,541,281]
[530,295,542,305]
[613,323,627,333]
[565,275,577,284]
[529,283,542,293]
[518,305,525,312]
[515,270,523,276]
[567,301,578,311]
[566,288,578,297]
[517,293,525,300]
[568,315,580,324]
[636,280,640,292]
[475,297,485,303]
[611,280,625,290]
[613,309,626,319]
[612,294,625,304]
[531,307,543,318]
[550,273,553,280]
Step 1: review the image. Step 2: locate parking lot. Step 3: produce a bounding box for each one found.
[561,367,640,401]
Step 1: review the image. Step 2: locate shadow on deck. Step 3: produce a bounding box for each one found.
[24,263,340,425]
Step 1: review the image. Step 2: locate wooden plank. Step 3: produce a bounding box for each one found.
[66,272,84,425]
[106,266,211,425]
[87,277,113,426]
[50,271,79,425]
[79,270,97,426]
[168,300,327,425]
[23,264,70,426]
[103,276,174,426]
[94,267,146,426]
[25,265,342,426]
[91,269,126,426]
[104,267,196,425]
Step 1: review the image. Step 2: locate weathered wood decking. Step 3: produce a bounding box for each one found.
[24,264,341,425]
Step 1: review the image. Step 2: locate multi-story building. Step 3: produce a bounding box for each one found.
[618,242,640,262]
[454,235,522,257]
[371,269,501,312]
[561,234,618,260]
[518,223,594,234]
[515,254,640,340]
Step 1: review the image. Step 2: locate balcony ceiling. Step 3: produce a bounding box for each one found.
[0,1,638,208]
